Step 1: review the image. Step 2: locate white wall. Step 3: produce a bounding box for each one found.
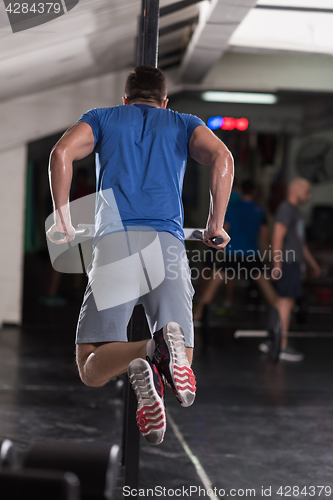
[0,145,27,324]
[0,68,129,152]
[203,52,333,93]
[0,68,129,326]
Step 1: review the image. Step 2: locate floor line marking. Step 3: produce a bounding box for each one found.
[167,410,220,500]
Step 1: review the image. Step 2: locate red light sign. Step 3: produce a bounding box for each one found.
[221,117,249,131]
[208,116,249,131]
[235,118,249,131]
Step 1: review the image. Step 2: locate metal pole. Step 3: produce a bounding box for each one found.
[143,0,160,67]
[136,0,145,66]
[123,1,160,493]
[136,0,160,68]
[122,305,146,493]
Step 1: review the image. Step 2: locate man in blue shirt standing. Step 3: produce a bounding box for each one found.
[194,180,277,321]
[47,66,234,445]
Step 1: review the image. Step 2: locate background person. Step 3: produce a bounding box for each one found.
[194,179,277,322]
[46,65,234,445]
[261,178,321,362]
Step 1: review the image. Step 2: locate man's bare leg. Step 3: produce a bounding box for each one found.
[186,347,193,365]
[194,272,224,320]
[76,340,149,387]
[256,275,278,308]
[76,340,194,387]
[275,297,295,349]
[224,277,235,305]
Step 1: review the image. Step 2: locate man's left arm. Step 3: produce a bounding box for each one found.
[47,121,95,244]
[303,244,321,278]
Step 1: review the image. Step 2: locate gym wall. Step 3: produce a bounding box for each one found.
[0,68,128,327]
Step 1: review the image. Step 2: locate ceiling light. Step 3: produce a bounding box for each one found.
[229,9,333,55]
[201,91,277,104]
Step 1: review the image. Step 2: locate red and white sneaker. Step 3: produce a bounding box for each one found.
[153,322,196,407]
[128,357,166,445]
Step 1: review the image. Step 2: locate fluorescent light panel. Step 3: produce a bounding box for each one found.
[229,7,333,55]
[201,91,277,104]
[256,0,333,8]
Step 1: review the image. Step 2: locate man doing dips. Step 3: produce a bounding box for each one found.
[47,66,234,445]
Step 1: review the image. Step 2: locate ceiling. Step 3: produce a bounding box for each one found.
[229,0,333,55]
[0,0,203,102]
[0,0,332,103]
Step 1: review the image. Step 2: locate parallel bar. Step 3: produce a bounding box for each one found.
[284,332,333,338]
[235,330,333,338]
[231,304,333,314]
[256,5,333,14]
[160,0,203,17]
[234,330,269,338]
[77,243,86,276]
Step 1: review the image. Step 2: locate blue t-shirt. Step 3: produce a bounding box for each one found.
[225,200,266,255]
[78,104,205,243]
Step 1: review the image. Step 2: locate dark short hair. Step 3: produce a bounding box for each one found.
[241,179,256,195]
[124,66,167,105]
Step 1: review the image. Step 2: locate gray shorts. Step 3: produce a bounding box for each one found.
[275,261,303,298]
[76,230,195,347]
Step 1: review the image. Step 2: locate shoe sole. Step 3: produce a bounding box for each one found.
[259,345,304,362]
[128,358,166,445]
[279,353,304,362]
[163,322,196,407]
[258,343,269,354]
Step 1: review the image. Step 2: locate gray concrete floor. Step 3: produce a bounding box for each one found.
[1,317,333,499]
[1,256,332,499]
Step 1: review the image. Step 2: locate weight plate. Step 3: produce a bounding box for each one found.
[0,440,17,470]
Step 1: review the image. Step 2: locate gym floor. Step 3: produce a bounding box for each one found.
[1,269,333,499]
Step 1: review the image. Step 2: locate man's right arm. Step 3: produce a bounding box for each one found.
[272,222,288,279]
[47,122,95,244]
[188,126,234,249]
[259,211,269,255]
